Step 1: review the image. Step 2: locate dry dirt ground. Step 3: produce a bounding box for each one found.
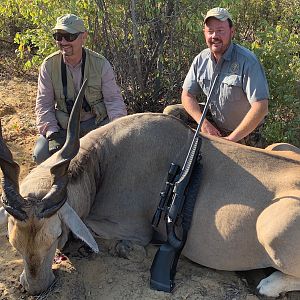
[0,77,299,300]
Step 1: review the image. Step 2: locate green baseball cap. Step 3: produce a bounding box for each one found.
[204,7,232,23]
[53,14,86,33]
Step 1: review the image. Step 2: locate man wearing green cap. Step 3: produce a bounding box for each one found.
[33,14,127,164]
[164,7,269,147]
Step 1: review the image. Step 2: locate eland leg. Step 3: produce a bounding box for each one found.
[256,197,300,297]
[257,271,300,297]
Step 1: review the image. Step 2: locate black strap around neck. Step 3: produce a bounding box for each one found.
[61,48,90,113]
[81,47,86,84]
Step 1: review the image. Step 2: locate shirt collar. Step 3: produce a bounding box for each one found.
[222,42,234,61]
[62,53,83,69]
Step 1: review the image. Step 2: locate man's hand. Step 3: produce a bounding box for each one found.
[222,132,238,142]
[201,119,221,136]
[47,131,66,155]
[92,102,107,125]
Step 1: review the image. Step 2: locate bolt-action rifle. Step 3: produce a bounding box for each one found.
[150,74,219,292]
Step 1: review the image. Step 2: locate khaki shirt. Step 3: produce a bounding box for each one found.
[183,43,269,132]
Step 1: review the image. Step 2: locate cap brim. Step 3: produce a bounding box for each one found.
[52,25,78,34]
[204,15,230,23]
[216,16,229,21]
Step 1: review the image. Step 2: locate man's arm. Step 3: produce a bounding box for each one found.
[224,99,268,142]
[181,89,221,136]
[101,60,127,121]
[35,62,59,137]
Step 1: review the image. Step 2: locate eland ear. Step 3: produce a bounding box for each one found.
[0,206,8,226]
[58,203,99,253]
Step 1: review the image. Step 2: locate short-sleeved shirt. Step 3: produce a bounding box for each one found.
[183,42,269,132]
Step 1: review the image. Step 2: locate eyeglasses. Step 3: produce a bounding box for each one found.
[53,32,82,42]
[204,29,226,36]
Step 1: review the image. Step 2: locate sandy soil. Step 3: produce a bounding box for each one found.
[0,78,298,300]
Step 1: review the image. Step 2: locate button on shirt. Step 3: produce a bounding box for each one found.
[183,43,269,132]
[36,57,127,136]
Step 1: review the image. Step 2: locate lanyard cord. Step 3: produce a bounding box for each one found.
[61,48,91,113]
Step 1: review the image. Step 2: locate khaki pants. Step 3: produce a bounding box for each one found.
[163,104,268,149]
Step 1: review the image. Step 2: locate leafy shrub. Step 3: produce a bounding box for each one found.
[0,0,299,145]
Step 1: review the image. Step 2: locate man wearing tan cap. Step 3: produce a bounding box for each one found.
[164,7,269,147]
[33,14,127,164]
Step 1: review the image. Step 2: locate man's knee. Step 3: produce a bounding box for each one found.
[163,104,192,125]
[163,104,184,117]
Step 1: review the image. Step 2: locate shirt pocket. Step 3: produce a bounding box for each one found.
[220,74,243,105]
[222,74,242,87]
[197,76,211,96]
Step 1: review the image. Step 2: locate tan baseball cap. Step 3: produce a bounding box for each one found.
[53,14,86,33]
[204,7,232,23]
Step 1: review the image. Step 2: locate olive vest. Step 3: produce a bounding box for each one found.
[45,48,105,114]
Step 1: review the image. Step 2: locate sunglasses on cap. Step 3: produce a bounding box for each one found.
[53,32,82,42]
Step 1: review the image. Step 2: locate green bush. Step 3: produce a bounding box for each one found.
[0,0,299,146]
[249,25,300,146]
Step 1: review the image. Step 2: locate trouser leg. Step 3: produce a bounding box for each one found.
[32,135,51,164]
[33,116,110,164]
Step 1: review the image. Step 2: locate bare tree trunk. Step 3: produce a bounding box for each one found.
[130,0,143,92]
[95,0,112,58]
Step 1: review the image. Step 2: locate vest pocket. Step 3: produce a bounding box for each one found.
[54,88,68,113]
[87,85,102,104]
[91,102,108,124]
[55,110,69,129]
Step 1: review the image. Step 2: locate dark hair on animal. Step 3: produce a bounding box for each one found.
[67,147,102,184]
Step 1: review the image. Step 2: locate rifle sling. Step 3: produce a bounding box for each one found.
[61,48,91,113]
[181,155,202,232]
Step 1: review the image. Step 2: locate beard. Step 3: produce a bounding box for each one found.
[59,45,74,56]
[208,38,231,57]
